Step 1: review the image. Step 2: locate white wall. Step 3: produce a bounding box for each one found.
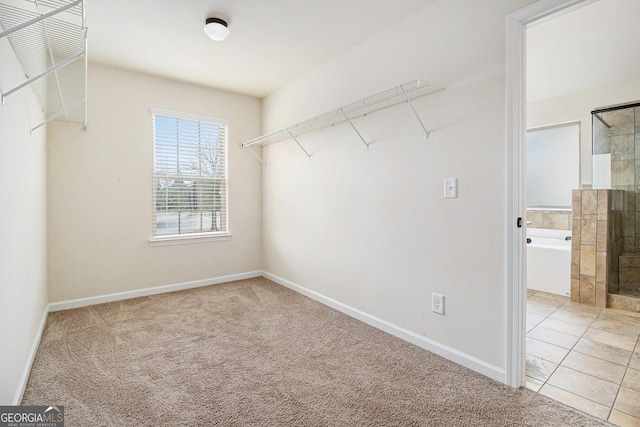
[47,63,262,302]
[0,42,48,404]
[528,76,640,186]
[262,0,536,372]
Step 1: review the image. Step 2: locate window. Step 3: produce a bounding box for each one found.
[151,109,229,241]
[526,121,580,209]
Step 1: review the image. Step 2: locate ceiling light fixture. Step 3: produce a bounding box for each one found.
[204,17,230,41]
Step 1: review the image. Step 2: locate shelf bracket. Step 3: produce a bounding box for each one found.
[31,98,85,132]
[245,145,265,165]
[401,87,430,139]
[339,108,369,149]
[287,129,312,159]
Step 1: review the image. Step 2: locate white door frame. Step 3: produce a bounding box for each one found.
[505,0,596,388]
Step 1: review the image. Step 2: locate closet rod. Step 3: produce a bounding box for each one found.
[1,50,84,102]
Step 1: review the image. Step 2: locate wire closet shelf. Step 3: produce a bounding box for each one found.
[0,0,87,136]
[241,79,444,152]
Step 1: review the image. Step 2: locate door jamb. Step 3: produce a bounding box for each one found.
[505,0,594,387]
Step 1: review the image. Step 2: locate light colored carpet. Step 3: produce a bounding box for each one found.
[23,277,612,426]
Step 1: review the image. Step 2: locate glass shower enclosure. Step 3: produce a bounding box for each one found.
[592,102,640,298]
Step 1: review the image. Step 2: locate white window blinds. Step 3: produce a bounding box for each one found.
[152,110,228,238]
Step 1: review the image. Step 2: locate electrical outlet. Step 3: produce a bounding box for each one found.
[432,293,444,315]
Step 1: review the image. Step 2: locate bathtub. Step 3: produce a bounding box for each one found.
[526,228,571,296]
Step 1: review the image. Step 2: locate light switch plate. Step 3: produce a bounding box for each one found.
[444,178,458,199]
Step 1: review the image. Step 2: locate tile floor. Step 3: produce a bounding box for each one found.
[526,290,640,426]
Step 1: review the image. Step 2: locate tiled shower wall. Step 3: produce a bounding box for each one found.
[526,209,572,230]
[570,189,623,307]
[593,105,640,252]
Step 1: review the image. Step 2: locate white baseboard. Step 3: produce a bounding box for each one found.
[12,306,48,405]
[48,271,263,312]
[262,271,506,384]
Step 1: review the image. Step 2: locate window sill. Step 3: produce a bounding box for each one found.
[149,233,232,247]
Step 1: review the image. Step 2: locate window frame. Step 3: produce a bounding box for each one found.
[149,108,231,246]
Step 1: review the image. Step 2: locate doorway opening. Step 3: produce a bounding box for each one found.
[509,0,640,423]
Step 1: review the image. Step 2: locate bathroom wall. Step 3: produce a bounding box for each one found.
[528,76,640,188]
[527,209,572,230]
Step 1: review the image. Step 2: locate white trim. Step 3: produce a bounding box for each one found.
[149,233,232,247]
[12,306,48,405]
[149,107,229,126]
[48,271,262,312]
[527,119,582,132]
[263,271,505,383]
[505,0,591,388]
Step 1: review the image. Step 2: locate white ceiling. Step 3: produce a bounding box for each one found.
[86,0,436,99]
[527,0,640,102]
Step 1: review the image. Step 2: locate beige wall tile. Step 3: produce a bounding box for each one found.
[596,252,607,284]
[572,190,582,219]
[625,236,636,252]
[572,220,581,249]
[579,275,596,305]
[542,212,569,230]
[596,281,608,309]
[608,294,640,312]
[582,190,598,215]
[581,215,598,245]
[527,210,542,228]
[571,250,580,280]
[624,211,636,237]
[596,220,608,252]
[571,279,580,302]
[629,256,640,268]
[580,246,597,276]
[607,271,620,294]
[611,134,635,160]
[598,190,610,220]
[614,190,625,211]
[619,268,640,291]
[612,160,635,186]
[623,186,636,211]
